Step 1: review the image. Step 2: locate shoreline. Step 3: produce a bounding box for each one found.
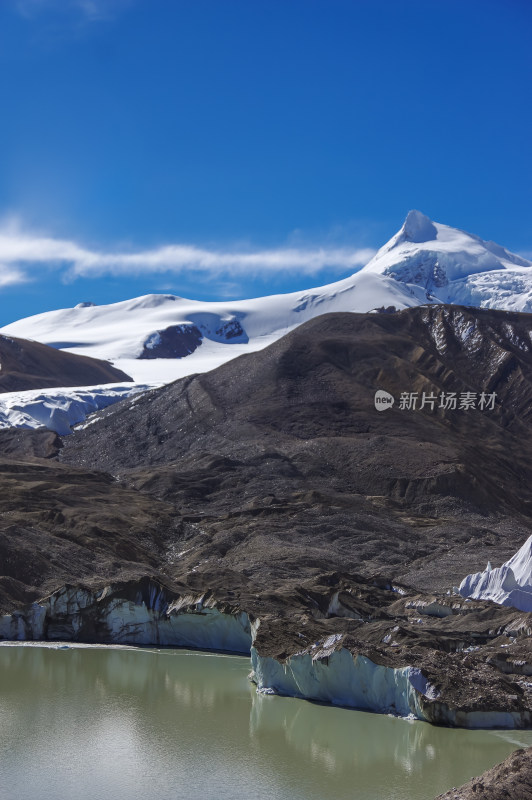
[2,577,531,731]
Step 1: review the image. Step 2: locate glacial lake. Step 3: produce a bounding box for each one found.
[1,644,532,800]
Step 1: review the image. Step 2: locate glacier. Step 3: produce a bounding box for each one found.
[249,642,530,730]
[250,642,429,718]
[1,582,530,729]
[459,536,532,612]
[0,382,153,434]
[0,584,253,653]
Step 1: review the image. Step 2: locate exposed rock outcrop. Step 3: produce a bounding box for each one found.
[434,746,532,799]
[140,324,203,359]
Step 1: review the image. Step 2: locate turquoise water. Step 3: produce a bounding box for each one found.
[0,643,531,800]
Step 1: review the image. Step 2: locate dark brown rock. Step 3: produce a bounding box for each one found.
[60,305,532,593]
[0,333,132,392]
[435,746,532,799]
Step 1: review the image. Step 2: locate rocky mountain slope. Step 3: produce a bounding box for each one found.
[59,305,532,592]
[1,306,532,728]
[0,333,132,392]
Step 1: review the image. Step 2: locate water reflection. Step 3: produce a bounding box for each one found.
[250,689,532,798]
[1,644,531,800]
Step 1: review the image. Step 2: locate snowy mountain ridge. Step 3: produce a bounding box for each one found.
[4,211,531,380]
[364,210,532,310]
[1,268,428,383]
[1,211,531,433]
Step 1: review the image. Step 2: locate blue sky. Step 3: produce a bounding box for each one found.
[0,0,530,324]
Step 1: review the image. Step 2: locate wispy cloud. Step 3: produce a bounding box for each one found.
[0,219,376,288]
[0,265,28,288]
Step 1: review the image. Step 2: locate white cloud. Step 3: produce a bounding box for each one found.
[0,265,28,288]
[0,220,376,287]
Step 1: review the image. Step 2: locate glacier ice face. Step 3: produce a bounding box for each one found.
[251,646,428,719]
[2,582,531,729]
[0,603,47,641]
[250,645,530,729]
[0,584,253,654]
[459,536,532,612]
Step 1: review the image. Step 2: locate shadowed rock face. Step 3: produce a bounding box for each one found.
[213,319,246,340]
[2,306,532,728]
[139,324,203,359]
[0,334,132,392]
[139,319,248,359]
[434,746,532,799]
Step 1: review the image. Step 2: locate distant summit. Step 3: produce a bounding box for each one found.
[400,209,438,243]
[364,210,532,305]
[2,212,531,387]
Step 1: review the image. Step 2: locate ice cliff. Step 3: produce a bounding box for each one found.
[249,639,530,730]
[2,579,531,729]
[459,536,532,612]
[0,582,252,654]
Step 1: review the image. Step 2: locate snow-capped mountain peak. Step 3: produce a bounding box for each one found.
[362,210,532,307]
[2,211,532,396]
[397,209,438,245]
[2,211,532,433]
